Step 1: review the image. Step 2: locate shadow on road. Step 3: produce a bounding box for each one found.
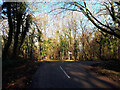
[63,62,120,88]
[29,61,120,88]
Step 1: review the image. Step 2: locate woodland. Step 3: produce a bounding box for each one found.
[1,0,120,88]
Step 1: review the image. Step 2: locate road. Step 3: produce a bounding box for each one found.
[29,61,120,88]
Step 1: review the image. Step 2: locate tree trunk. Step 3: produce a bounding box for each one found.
[3,3,13,60]
[12,13,22,58]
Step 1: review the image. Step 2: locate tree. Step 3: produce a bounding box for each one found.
[2,2,14,60]
[2,2,32,60]
[53,1,120,39]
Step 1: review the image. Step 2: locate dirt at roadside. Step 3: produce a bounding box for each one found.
[87,65,120,85]
[3,60,40,89]
[79,60,120,86]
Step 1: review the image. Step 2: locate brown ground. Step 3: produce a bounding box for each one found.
[88,65,120,85]
[3,60,40,89]
[3,60,120,88]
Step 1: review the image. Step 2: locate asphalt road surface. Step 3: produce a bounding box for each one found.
[29,61,120,88]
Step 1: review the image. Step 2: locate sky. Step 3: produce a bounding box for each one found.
[29,1,99,38]
[0,0,112,39]
[0,0,2,4]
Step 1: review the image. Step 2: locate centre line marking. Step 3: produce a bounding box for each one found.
[60,66,70,78]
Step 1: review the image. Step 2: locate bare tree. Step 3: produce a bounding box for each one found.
[51,1,120,39]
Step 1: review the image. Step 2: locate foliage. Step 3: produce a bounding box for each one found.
[1,1,120,61]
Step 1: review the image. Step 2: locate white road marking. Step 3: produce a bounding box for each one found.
[60,66,70,78]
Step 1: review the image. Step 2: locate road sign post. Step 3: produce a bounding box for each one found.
[68,51,72,60]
